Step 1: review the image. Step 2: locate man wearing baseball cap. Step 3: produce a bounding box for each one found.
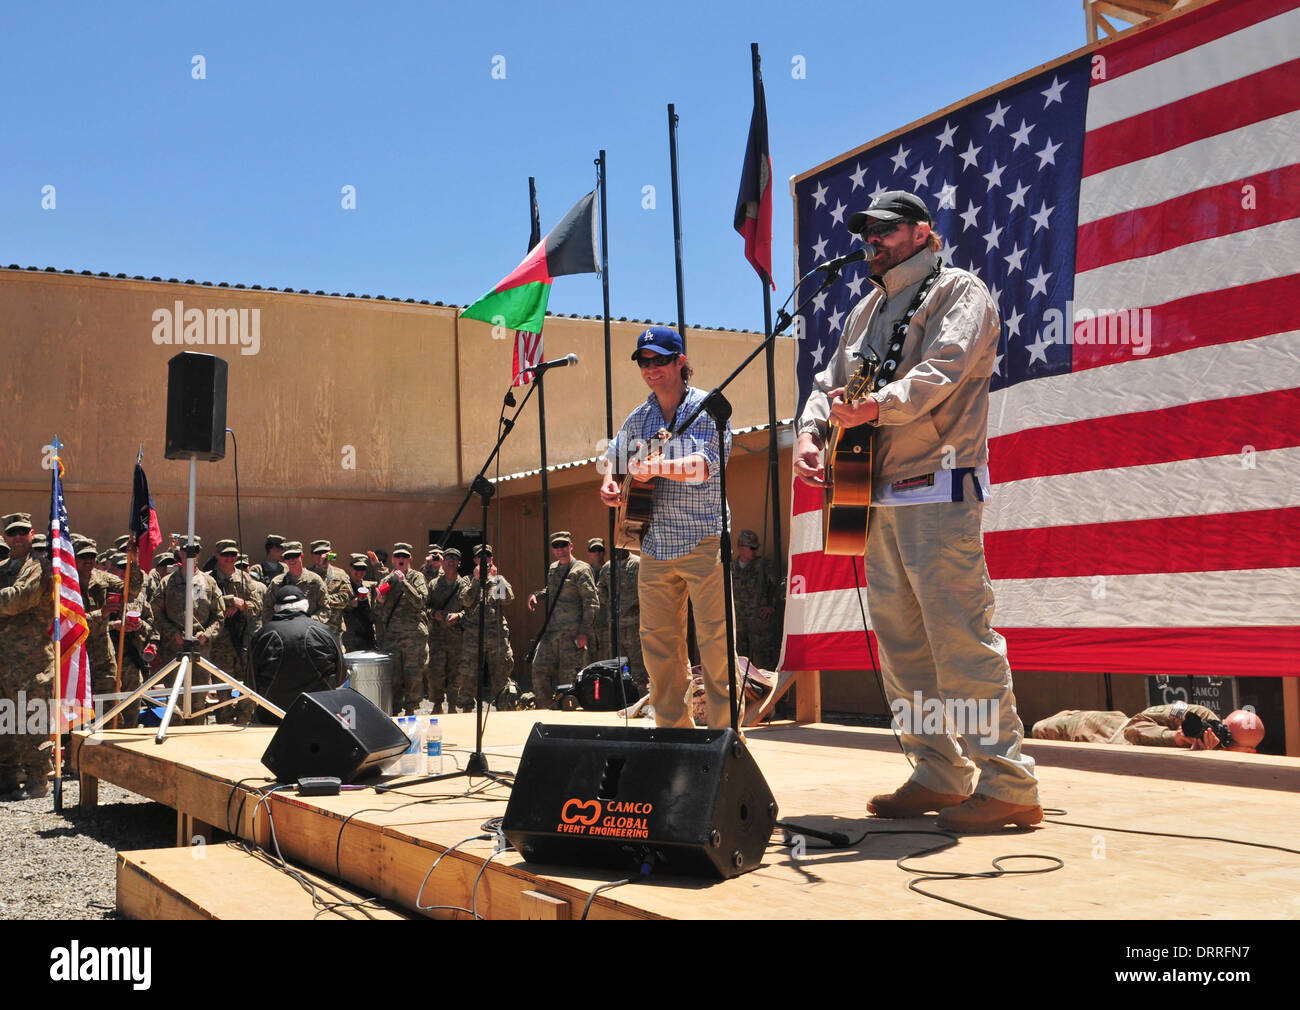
[0,513,55,796]
[598,326,734,730]
[793,189,1040,833]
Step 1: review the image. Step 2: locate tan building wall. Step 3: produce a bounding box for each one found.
[0,268,795,631]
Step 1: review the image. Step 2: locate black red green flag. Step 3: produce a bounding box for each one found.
[463,189,599,335]
[734,67,774,289]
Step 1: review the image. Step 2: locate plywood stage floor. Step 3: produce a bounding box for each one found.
[69,712,1300,920]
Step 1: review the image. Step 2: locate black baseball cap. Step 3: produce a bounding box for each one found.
[848,190,932,234]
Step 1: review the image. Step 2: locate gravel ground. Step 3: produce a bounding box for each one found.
[0,781,176,920]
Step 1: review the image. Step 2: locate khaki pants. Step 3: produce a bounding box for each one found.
[638,537,735,730]
[866,495,1038,806]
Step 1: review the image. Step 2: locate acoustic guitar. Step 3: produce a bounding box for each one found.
[823,351,880,556]
[614,428,670,549]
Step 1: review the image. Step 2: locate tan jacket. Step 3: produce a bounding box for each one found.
[798,248,1000,487]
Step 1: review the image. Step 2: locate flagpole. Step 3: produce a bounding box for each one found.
[598,149,619,670]
[668,103,687,351]
[751,41,783,572]
[50,446,64,811]
[528,178,552,576]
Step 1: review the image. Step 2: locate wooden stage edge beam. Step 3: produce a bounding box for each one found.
[70,712,1300,921]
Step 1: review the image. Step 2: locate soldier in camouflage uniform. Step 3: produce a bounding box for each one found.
[149,536,225,721]
[598,547,648,694]
[260,542,328,623]
[732,529,783,670]
[75,540,128,725]
[372,542,430,714]
[459,545,517,710]
[585,538,607,659]
[104,549,155,726]
[526,531,598,708]
[249,533,287,586]
[342,554,379,653]
[308,539,350,644]
[1,513,56,796]
[144,550,178,604]
[211,539,264,723]
[426,547,472,713]
[1032,703,1265,750]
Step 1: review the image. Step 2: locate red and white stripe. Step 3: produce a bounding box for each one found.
[513,329,544,387]
[49,515,93,727]
[783,0,1300,677]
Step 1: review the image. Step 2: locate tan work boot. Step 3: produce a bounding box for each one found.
[867,780,969,818]
[936,794,1043,833]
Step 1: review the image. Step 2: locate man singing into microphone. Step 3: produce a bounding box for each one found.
[793,191,1040,833]
[599,326,733,729]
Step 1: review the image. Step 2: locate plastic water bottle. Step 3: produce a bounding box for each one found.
[398,715,426,775]
[425,716,442,774]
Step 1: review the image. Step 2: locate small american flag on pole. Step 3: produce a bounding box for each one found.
[784,0,1300,678]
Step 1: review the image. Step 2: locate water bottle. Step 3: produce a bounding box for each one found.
[425,716,442,774]
[398,715,426,775]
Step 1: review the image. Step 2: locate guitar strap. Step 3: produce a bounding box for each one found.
[871,262,944,393]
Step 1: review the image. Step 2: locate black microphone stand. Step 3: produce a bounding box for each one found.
[670,262,848,735]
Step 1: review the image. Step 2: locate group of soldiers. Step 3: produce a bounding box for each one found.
[2,510,787,796]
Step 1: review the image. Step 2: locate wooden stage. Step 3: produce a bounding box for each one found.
[69,712,1300,920]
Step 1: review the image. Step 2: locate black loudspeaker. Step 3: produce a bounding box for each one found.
[165,352,227,460]
[261,688,410,784]
[503,724,778,879]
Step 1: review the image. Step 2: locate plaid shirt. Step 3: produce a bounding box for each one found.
[607,387,731,561]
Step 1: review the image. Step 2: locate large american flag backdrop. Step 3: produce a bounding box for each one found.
[782,0,1299,678]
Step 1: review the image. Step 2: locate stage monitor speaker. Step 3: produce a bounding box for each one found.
[502,724,778,879]
[261,688,410,784]
[165,351,227,461]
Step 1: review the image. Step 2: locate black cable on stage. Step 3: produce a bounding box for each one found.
[1041,809,1300,856]
[582,877,635,920]
[415,833,492,919]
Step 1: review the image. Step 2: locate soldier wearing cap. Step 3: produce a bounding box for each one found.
[342,553,378,653]
[149,535,226,718]
[586,537,607,658]
[421,544,444,585]
[308,539,350,644]
[145,549,178,604]
[250,534,287,586]
[260,542,329,625]
[732,529,783,670]
[211,539,264,722]
[29,532,48,560]
[426,547,471,712]
[457,544,517,710]
[372,542,430,713]
[794,189,1040,833]
[104,550,155,719]
[597,547,648,695]
[1,513,55,795]
[74,539,121,693]
[526,531,598,708]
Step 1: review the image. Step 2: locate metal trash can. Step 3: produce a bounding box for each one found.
[344,651,394,716]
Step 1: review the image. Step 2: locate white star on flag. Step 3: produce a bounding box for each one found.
[983,160,1006,189]
[1035,137,1062,168]
[1003,242,1026,273]
[849,163,868,190]
[1010,119,1035,149]
[935,121,957,150]
[935,182,958,209]
[830,200,847,226]
[1028,265,1053,298]
[1025,330,1053,366]
[985,100,1009,129]
[1006,179,1031,211]
[811,181,828,208]
[1030,200,1054,232]
[910,162,932,188]
[982,223,1003,252]
[890,144,911,172]
[1041,75,1067,106]
[959,200,981,231]
[1004,306,1024,337]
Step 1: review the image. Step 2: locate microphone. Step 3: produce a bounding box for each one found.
[531,353,579,373]
[813,248,869,272]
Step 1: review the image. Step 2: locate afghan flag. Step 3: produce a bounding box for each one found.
[462,189,599,335]
[513,182,546,387]
[128,447,162,572]
[734,61,774,289]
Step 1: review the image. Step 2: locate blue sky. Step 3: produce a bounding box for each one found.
[3,1,1087,333]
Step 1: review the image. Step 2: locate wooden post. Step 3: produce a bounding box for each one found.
[796,670,822,723]
[1284,677,1299,758]
[520,890,571,920]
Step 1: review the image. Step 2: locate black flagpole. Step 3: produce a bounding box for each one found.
[751,42,783,575]
[528,179,553,575]
[598,151,619,671]
[669,103,687,351]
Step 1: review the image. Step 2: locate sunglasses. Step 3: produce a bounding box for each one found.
[551,542,571,549]
[863,220,911,239]
[637,352,678,368]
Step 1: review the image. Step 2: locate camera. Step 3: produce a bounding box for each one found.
[1180,710,1232,749]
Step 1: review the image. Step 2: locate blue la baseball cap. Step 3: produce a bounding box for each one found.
[631,325,684,360]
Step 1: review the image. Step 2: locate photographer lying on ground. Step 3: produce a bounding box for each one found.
[1032,703,1264,752]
